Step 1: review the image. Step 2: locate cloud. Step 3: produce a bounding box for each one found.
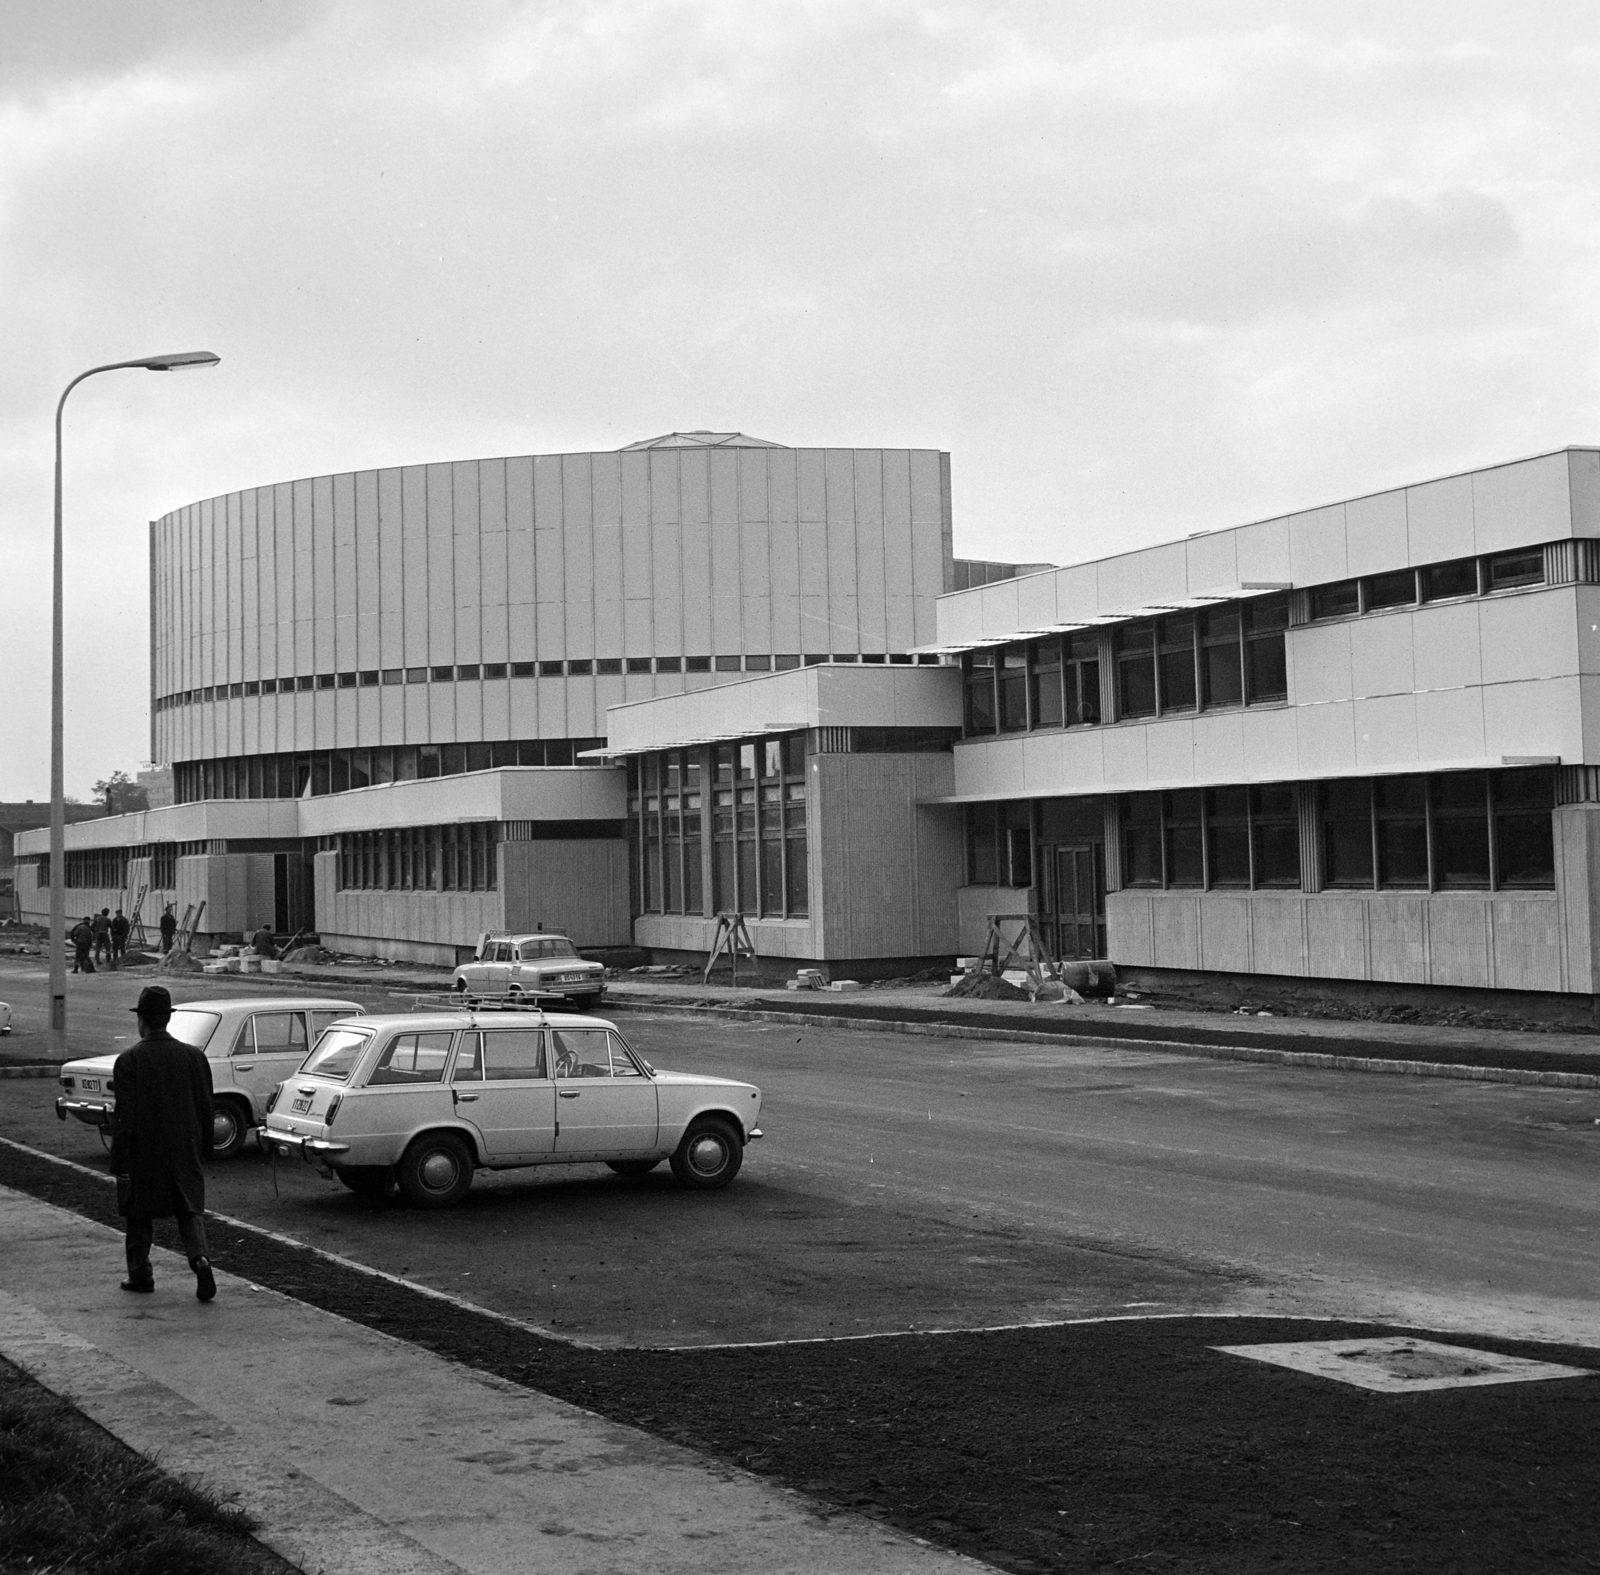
[2,1,1599,796]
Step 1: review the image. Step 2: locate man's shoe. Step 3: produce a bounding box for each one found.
[193,1257,216,1302]
[120,1277,154,1294]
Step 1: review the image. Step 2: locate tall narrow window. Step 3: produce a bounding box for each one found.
[964,653,996,735]
[1116,627,1156,719]
[1492,768,1555,888]
[1122,794,1163,886]
[1251,784,1300,887]
[1029,639,1063,729]
[1157,617,1197,712]
[1245,599,1289,703]
[1164,791,1203,887]
[1432,772,1490,889]
[1375,776,1428,887]
[1323,779,1373,887]
[997,645,1028,732]
[967,804,1000,885]
[1066,635,1102,725]
[1201,606,1243,708]
[1206,786,1251,886]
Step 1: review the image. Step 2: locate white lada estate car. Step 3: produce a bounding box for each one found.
[56,997,365,1159]
[257,1010,762,1208]
[451,933,605,1008]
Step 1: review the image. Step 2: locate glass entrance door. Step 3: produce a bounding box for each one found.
[1043,842,1105,961]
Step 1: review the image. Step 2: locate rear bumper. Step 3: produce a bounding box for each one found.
[747,1126,763,1141]
[56,1098,111,1127]
[257,1127,352,1164]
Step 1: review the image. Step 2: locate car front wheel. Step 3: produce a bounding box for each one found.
[397,1132,474,1208]
[669,1117,743,1190]
[211,1098,253,1160]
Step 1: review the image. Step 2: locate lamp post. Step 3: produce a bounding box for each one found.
[49,351,221,1040]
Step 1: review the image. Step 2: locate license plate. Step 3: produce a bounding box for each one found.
[290,1096,313,1114]
[79,1078,100,1092]
[556,973,588,984]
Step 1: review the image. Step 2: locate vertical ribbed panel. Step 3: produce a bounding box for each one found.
[1298,782,1323,892]
[1102,798,1123,890]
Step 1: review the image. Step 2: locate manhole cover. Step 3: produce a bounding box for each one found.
[1212,1336,1596,1393]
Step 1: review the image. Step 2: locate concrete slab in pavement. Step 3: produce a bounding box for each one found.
[0,1187,985,1575]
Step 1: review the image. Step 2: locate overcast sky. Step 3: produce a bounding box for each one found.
[3,1,1598,801]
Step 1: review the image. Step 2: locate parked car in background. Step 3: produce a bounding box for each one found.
[0,1001,11,1035]
[258,1009,762,1207]
[56,997,365,1158]
[452,932,605,1008]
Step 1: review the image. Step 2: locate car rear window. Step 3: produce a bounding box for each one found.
[301,1027,373,1082]
[167,1010,221,1051]
[525,937,578,959]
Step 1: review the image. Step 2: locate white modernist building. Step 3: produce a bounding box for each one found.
[21,438,1600,1002]
[18,433,1019,967]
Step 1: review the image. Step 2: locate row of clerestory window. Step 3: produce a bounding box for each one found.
[155,652,944,711]
[963,596,1289,737]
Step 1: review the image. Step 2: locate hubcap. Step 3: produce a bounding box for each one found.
[213,1110,238,1145]
[688,1135,726,1175]
[420,1151,459,1190]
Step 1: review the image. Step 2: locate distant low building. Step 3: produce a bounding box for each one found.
[0,802,105,920]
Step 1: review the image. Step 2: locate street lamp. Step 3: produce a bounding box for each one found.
[49,351,221,1039]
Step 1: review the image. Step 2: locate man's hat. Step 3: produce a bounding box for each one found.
[129,984,173,1017]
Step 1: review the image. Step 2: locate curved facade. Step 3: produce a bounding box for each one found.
[150,438,954,789]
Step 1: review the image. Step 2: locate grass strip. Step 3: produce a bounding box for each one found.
[0,1355,296,1575]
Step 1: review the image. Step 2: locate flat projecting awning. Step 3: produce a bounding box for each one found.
[913,583,1292,655]
[583,723,809,761]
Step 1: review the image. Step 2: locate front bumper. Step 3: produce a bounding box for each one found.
[256,1127,352,1165]
[57,1097,111,1127]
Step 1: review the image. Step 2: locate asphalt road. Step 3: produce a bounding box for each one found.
[2,957,1597,1349]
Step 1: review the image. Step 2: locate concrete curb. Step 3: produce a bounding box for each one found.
[605,999,1600,1089]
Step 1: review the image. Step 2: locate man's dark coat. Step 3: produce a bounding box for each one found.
[110,1030,214,1217]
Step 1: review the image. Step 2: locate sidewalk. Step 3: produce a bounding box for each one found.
[0,1184,982,1575]
[6,955,1600,1085]
[282,961,1600,1085]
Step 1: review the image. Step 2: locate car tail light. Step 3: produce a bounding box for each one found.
[265,1086,280,1114]
[60,1076,72,1090]
[324,1095,343,1128]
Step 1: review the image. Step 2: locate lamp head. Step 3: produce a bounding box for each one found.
[139,351,221,372]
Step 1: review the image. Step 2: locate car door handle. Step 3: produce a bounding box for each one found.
[559,1090,580,1099]
[454,1092,479,1103]
[234,1062,254,1070]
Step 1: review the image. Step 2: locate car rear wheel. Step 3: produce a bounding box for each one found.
[669,1117,743,1190]
[397,1132,474,1208]
[211,1098,253,1160]
[337,1166,395,1199]
[605,1159,661,1177]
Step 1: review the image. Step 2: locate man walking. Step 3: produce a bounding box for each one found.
[110,984,217,1301]
[109,908,130,967]
[70,916,94,974]
[158,904,177,955]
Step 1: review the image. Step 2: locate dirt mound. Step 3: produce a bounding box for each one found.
[282,944,334,965]
[941,972,1031,1001]
[157,949,202,975]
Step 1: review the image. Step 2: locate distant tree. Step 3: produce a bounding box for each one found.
[92,771,150,816]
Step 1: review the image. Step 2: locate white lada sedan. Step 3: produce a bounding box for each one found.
[56,997,365,1159]
[257,1010,763,1208]
[451,933,605,1008]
